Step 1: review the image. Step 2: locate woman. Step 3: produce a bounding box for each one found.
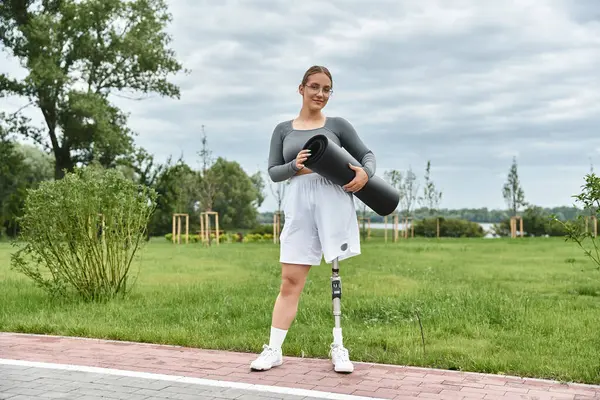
[251,65,376,374]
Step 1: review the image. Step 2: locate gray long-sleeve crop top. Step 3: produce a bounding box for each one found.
[267,117,376,182]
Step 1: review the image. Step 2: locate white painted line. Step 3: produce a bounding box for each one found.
[0,358,384,400]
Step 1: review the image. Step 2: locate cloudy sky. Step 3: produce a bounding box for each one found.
[2,0,600,212]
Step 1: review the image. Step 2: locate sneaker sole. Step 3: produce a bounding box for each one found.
[250,359,283,371]
[334,365,354,373]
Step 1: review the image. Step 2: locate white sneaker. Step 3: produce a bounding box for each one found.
[330,343,354,373]
[250,344,283,371]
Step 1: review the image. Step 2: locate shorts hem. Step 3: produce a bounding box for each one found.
[324,250,361,264]
[279,257,322,266]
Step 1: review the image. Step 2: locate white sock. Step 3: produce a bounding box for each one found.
[269,326,287,350]
[333,327,343,346]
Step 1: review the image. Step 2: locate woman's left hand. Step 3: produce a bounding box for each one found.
[343,164,369,193]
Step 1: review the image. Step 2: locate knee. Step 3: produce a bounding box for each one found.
[280,275,304,297]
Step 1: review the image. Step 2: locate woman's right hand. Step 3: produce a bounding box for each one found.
[295,149,310,170]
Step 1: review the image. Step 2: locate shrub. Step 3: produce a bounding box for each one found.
[242,233,273,243]
[11,166,157,301]
[492,206,586,237]
[413,217,485,238]
[250,224,274,235]
[552,173,600,269]
[222,232,241,243]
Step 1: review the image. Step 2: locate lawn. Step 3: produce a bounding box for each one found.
[1,234,600,385]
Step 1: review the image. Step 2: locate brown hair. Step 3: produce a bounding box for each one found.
[301,65,333,87]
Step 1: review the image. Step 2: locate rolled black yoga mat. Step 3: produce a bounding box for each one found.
[302,134,400,216]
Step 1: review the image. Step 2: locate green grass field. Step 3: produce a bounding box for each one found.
[1,234,600,384]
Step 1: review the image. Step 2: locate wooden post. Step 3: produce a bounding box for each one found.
[273,211,282,244]
[436,217,440,238]
[384,215,388,242]
[393,214,399,242]
[510,216,523,238]
[403,216,414,239]
[200,211,220,245]
[172,213,189,244]
[357,216,371,239]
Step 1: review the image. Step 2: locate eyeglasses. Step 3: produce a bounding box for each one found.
[304,84,333,96]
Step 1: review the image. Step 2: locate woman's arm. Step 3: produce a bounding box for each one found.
[267,123,301,182]
[334,117,376,178]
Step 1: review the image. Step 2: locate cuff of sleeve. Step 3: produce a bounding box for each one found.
[290,161,300,172]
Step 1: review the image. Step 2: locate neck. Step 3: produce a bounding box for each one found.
[298,107,323,121]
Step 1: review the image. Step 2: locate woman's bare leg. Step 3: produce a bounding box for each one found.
[271,263,311,329]
[251,262,311,371]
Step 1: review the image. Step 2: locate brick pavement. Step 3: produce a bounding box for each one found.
[1,332,600,399]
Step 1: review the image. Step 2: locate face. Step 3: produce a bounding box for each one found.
[299,72,332,111]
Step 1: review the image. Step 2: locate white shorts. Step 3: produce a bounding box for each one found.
[279,173,361,266]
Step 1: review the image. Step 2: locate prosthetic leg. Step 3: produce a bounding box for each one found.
[331,257,342,331]
[329,250,354,373]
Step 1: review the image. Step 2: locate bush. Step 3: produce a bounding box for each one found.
[413,217,485,238]
[165,231,242,244]
[250,224,274,235]
[223,232,242,243]
[242,233,273,243]
[492,206,586,237]
[553,173,600,269]
[11,166,157,301]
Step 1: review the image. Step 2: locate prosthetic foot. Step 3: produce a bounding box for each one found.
[330,254,354,373]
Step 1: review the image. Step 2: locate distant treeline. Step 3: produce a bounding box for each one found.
[259,206,584,224]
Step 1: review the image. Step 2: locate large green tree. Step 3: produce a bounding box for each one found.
[148,157,198,237]
[210,158,263,229]
[0,123,25,237]
[0,120,53,237]
[0,0,184,179]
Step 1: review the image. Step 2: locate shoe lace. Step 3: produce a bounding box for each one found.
[259,344,278,359]
[330,344,350,362]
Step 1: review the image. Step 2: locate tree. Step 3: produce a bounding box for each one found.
[0,121,55,238]
[0,0,185,179]
[0,123,26,237]
[384,169,404,214]
[418,160,442,216]
[354,198,370,241]
[147,157,197,236]
[120,147,165,188]
[15,142,54,183]
[269,180,288,213]
[197,125,219,211]
[210,158,262,229]
[586,160,597,217]
[250,171,266,209]
[268,177,288,236]
[400,166,419,219]
[502,156,527,216]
